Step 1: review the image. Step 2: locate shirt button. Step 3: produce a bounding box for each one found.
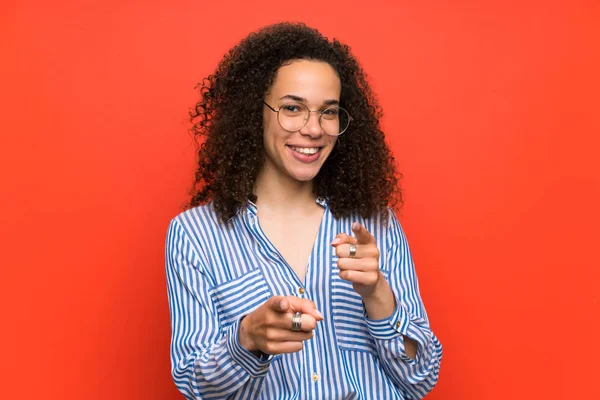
[298,287,305,295]
[395,321,401,328]
[312,373,319,382]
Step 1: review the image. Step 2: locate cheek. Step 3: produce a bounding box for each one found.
[261,123,275,144]
[263,113,283,138]
[262,110,275,132]
[327,137,338,149]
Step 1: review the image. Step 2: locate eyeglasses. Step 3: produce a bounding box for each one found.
[263,101,352,136]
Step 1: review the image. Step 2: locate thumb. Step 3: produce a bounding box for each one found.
[352,222,376,244]
[268,296,289,313]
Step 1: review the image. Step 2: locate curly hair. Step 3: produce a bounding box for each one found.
[188,22,402,223]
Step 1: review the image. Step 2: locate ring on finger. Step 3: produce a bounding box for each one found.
[349,243,357,258]
[291,312,302,331]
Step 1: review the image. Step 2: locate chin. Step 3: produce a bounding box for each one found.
[291,173,319,182]
[288,167,321,182]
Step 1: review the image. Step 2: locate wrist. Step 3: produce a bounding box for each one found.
[361,273,389,302]
[238,315,260,356]
[362,277,396,320]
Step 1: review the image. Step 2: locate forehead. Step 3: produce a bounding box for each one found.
[269,60,341,100]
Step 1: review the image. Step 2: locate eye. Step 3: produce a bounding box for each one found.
[281,104,304,114]
[321,107,340,120]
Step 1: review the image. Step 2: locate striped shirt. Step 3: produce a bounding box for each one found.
[165,198,442,399]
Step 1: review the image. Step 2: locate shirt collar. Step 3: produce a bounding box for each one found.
[244,196,328,217]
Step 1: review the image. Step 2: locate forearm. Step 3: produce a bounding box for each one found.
[366,300,442,399]
[362,275,441,397]
[171,320,271,400]
[166,220,271,399]
[377,327,442,399]
[362,277,418,359]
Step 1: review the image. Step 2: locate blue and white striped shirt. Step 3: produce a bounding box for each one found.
[166,198,442,399]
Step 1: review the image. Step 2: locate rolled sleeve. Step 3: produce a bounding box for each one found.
[366,299,410,339]
[365,298,424,363]
[226,319,274,378]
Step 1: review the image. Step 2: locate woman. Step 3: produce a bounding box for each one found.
[166,23,442,399]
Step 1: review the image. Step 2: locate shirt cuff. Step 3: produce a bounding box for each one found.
[365,299,410,340]
[226,319,273,378]
[365,302,415,362]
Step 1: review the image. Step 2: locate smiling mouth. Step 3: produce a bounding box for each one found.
[289,146,321,155]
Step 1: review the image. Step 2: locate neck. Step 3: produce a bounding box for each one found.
[254,168,317,214]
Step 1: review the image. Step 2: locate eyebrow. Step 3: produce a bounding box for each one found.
[279,94,340,106]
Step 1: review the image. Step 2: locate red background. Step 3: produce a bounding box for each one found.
[1,1,599,398]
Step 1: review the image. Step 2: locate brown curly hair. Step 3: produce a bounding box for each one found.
[188,22,402,223]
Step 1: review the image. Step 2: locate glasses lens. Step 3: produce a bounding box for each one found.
[278,103,309,132]
[320,107,350,136]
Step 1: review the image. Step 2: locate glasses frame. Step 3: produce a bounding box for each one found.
[263,101,352,136]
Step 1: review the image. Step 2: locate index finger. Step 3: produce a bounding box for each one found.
[352,222,376,245]
[268,296,323,321]
[285,297,324,321]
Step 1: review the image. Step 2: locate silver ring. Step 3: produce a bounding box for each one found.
[349,243,357,258]
[291,312,302,331]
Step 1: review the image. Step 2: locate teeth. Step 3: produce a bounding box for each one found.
[292,147,319,155]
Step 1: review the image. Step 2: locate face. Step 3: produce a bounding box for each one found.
[262,59,341,184]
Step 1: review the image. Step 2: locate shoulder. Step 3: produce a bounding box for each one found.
[166,202,241,267]
[166,202,235,248]
[169,202,220,228]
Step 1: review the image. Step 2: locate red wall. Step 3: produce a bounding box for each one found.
[1,1,598,398]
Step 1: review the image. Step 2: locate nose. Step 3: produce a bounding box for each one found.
[299,111,323,138]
